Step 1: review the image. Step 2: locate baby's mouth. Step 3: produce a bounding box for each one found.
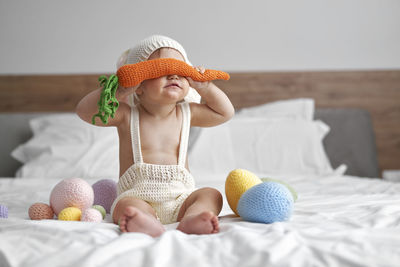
[165,83,181,89]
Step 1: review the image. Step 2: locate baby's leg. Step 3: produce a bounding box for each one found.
[176,187,223,235]
[113,197,165,237]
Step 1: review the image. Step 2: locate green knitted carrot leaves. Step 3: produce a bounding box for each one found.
[92,75,119,125]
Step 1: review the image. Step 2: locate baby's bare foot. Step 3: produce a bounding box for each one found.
[119,206,165,237]
[177,211,219,235]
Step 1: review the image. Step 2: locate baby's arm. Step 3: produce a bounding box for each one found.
[188,67,235,127]
[76,85,137,126]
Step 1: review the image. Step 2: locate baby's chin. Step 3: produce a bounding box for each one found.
[163,88,187,101]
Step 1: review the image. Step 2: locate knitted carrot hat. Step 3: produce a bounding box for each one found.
[116,35,201,104]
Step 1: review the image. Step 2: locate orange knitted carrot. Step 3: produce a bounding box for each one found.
[117,58,230,88]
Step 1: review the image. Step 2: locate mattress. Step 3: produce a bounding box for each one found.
[1,173,400,267]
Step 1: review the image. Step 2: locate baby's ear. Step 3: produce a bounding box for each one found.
[135,85,143,95]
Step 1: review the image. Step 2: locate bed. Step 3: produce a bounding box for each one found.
[0,70,400,267]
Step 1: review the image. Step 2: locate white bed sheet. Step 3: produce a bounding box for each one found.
[1,174,400,267]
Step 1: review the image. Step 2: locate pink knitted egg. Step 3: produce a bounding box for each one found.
[29,203,54,220]
[50,178,94,215]
[81,208,103,222]
[92,179,117,213]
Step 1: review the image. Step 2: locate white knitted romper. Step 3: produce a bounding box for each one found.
[110,102,196,224]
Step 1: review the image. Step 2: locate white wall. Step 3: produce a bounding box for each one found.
[0,0,399,74]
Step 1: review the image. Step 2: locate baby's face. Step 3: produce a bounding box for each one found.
[136,48,190,104]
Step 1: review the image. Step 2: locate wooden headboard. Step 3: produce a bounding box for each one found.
[1,70,399,173]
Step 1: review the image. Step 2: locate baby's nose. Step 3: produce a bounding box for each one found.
[167,74,179,80]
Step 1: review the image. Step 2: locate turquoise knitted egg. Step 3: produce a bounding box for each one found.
[237,182,294,224]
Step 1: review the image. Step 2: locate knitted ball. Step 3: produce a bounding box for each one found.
[58,207,82,221]
[92,205,106,219]
[237,182,294,224]
[92,179,117,213]
[81,208,103,222]
[225,169,262,216]
[29,203,54,220]
[0,204,8,218]
[50,178,94,215]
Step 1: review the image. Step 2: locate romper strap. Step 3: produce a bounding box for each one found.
[130,105,143,164]
[178,102,191,166]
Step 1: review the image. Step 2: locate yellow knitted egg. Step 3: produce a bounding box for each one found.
[58,207,82,221]
[225,169,262,216]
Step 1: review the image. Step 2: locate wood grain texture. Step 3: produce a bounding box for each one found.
[0,74,99,112]
[1,70,399,172]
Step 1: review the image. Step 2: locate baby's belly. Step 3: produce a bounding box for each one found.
[119,151,179,176]
[142,150,179,165]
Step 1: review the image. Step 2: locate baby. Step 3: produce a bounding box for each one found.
[76,35,234,237]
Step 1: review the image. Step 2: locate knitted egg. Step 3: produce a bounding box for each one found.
[237,182,294,224]
[225,169,262,215]
[50,178,94,215]
[92,205,106,219]
[0,204,8,218]
[29,203,54,220]
[81,208,103,222]
[92,179,117,213]
[261,177,298,201]
[58,207,82,221]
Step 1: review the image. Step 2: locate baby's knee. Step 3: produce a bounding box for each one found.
[201,187,223,204]
[112,197,150,223]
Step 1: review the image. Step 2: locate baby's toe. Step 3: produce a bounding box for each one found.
[211,216,219,233]
[119,216,128,232]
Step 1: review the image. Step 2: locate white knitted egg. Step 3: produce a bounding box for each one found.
[50,178,94,215]
[81,208,103,222]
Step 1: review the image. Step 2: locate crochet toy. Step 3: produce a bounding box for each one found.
[225,169,262,216]
[81,208,103,222]
[117,58,230,88]
[29,203,54,220]
[50,178,94,216]
[58,207,82,221]
[261,177,298,201]
[92,75,119,125]
[92,58,230,125]
[92,205,106,219]
[237,182,294,223]
[225,169,296,224]
[92,179,117,214]
[27,178,110,222]
[0,204,8,218]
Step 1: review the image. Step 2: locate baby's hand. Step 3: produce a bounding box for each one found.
[116,84,140,104]
[186,66,210,91]
[117,84,140,98]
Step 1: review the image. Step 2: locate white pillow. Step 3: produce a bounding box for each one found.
[187,98,316,154]
[188,116,340,178]
[236,98,315,120]
[12,113,119,179]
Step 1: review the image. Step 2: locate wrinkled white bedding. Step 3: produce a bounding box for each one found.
[1,174,400,267]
